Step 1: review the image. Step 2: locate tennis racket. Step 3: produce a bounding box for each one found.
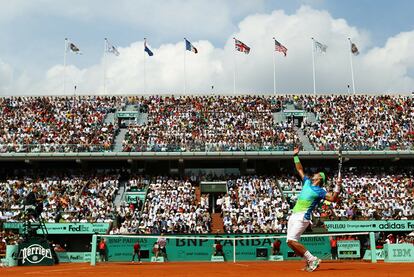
[337,135,344,185]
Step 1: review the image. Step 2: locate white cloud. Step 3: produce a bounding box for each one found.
[0,59,13,93]
[3,5,414,95]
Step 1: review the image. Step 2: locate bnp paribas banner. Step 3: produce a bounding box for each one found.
[325,220,414,232]
[3,222,110,235]
[104,235,331,262]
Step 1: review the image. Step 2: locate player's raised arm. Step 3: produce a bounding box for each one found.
[325,176,342,202]
[293,146,305,180]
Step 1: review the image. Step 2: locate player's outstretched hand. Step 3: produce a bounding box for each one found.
[293,146,300,156]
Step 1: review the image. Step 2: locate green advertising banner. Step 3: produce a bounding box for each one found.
[102,235,331,262]
[337,240,360,258]
[384,244,414,262]
[3,222,110,235]
[324,220,414,232]
[124,192,146,203]
[5,245,19,267]
[57,252,94,263]
[363,249,384,261]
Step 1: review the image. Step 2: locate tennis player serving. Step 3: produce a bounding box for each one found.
[287,146,342,272]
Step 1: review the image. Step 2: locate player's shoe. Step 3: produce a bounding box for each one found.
[302,260,310,271]
[306,258,321,272]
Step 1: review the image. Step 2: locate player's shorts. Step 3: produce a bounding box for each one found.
[286,212,310,242]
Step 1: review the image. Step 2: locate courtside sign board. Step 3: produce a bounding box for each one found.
[337,240,360,258]
[384,243,414,262]
[18,238,54,266]
[3,222,110,234]
[324,220,414,232]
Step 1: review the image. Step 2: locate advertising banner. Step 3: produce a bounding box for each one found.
[57,252,93,263]
[337,240,360,258]
[384,243,414,262]
[102,235,331,262]
[124,192,146,203]
[18,237,55,266]
[3,222,110,235]
[4,245,19,267]
[363,249,384,261]
[324,220,414,232]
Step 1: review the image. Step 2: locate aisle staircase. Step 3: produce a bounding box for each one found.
[114,181,126,208]
[296,128,315,151]
[211,213,224,233]
[195,186,201,204]
[113,129,127,152]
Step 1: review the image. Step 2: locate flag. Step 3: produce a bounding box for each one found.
[350,42,359,55]
[314,40,327,53]
[144,39,154,56]
[106,40,120,56]
[185,38,198,54]
[234,38,250,54]
[274,39,287,56]
[67,42,81,54]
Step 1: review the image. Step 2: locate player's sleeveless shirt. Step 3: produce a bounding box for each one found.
[292,176,327,220]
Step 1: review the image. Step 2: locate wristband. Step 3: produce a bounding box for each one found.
[334,185,341,193]
[293,156,300,164]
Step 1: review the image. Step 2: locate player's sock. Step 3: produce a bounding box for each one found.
[303,251,316,262]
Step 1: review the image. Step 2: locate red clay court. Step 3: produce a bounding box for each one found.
[2,261,414,277]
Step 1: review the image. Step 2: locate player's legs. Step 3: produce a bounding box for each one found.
[287,213,320,271]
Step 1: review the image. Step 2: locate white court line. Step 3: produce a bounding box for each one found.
[234,263,249,267]
[24,266,90,274]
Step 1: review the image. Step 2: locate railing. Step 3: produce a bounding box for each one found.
[0,142,413,153]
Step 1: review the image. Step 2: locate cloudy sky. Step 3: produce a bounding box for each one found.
[0,0,413,95]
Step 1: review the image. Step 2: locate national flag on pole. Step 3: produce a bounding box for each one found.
[144,39,154,56]
[185,38,198,54]
[314,40,327,53]
[274,38,287,56]
[234,38,250,54]
[350,41,359,55]
[106,40,120,56]
[67,41,81,54]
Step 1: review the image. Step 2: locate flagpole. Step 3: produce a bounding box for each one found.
[103,38,107,94]
[144,38,147,94]
[63,38,68,94]
[233,37,236,95]
[311,37,316,95]
[272,37,276,95]
[348,38,356,95]
[183,38,187,94]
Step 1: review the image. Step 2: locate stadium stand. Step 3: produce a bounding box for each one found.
[0,96,122,152]
[122,95,300,152]
[0,172,120,223]
[138,177,211,234]
[300,95,414,150]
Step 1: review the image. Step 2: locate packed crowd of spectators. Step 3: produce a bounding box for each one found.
[319,168,414,220]
[299,95,414,150]
[1,168,412,235]
[0,96,123,152]
[217,168,413,233]
[123,95,299,152]
[138,177,211,234]
[0,172,120,223]
[218,176,289,233]
[0,94,413,153]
